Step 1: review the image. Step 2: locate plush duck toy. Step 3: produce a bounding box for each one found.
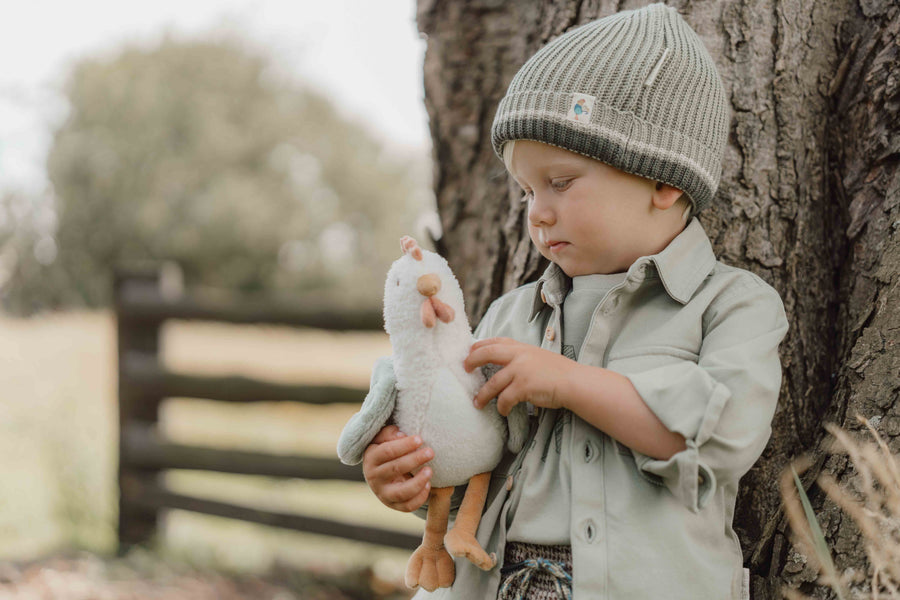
[337,236,527,591]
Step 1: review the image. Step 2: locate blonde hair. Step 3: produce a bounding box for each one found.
[675,194,693,223]
[502,140,692,223]
[502,140,517,171]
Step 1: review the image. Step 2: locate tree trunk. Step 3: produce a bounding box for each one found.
[417,1,899,598]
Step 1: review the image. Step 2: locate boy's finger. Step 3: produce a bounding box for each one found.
[376,445,434,481]
[474,367,514,409]
[400,475,432,512]
[496,387,521,417]
[469,337,517,352]
[366,434,423,466]
[371,425,402,444]
[384,467,432,508]
[464,344,515,372]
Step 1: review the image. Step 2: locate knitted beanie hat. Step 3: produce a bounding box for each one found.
[491,3,730,214]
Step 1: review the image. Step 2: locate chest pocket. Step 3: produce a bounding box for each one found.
[606,344,699,366]
[605,345,699,482]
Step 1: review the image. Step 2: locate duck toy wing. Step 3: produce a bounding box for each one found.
[336,355,397,466]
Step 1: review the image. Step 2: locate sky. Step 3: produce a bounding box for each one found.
[0,0,429,198]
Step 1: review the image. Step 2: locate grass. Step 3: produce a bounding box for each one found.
[0,310,418,583]
[781,417,900,599]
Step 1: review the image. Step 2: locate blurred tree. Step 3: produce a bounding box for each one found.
[1,34,434,314]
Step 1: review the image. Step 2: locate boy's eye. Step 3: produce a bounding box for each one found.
[551,179,573,192]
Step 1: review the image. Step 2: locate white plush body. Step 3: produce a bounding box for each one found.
[384,249,506,488]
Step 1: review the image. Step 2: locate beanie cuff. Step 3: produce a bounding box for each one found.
[491,91,721,213]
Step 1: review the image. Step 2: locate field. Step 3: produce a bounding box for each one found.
[0,311,418,592]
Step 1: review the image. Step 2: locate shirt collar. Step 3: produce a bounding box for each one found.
[529,262,570,322]
[528,217,717,321]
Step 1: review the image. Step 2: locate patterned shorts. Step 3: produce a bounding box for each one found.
[497,542,573,600]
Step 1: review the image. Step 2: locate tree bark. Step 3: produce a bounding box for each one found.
[775,4,900,599]
[417,1,899,599]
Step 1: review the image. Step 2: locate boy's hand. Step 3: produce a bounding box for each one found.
[362,425,434,513]
[465,337,578,416]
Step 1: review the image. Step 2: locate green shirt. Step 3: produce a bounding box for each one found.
[563,272,629,361]
[414,218,788,600]
[504,271,626,545]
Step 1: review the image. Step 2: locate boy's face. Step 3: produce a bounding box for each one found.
[508,140,674,277]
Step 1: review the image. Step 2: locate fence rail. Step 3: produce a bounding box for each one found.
[115,267,418,552]
[129,477,421,550]
[122,423,364,480]
[123,352,367,405]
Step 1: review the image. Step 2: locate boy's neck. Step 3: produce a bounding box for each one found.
[581,219,690,276]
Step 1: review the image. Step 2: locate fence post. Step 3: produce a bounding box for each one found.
[115,266,165,552]
[111,267,416,551]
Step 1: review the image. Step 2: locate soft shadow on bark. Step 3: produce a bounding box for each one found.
[417,1,899,598]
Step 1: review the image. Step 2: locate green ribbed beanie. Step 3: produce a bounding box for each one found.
[491,3,730,214]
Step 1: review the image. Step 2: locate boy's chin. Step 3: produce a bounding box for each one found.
[553,260,582,278]
[555,260,623,278]
[556,263,575,277]
[541,251,610,277]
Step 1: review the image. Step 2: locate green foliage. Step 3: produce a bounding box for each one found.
[2,34,432,314]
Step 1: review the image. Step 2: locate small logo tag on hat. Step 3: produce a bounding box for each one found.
[566,93,595,123]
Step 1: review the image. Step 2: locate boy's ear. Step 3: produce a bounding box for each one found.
[651,183,683,211]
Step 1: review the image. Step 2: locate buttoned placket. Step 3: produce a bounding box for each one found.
[566,261,653,598]
[541,303,562,353]
[524,263,656,571]
[535,284,564,418]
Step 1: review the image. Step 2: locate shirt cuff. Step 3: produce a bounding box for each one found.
[632,441,717,512]
[624,361,731,444]
[623,363,731,512]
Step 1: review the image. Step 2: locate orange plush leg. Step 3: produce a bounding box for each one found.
[405,486,456,591]
[444,472,496,570]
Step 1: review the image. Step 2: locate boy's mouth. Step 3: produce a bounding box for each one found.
[538,231,569,252]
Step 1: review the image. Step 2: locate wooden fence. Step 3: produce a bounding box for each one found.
[115,266,421,553]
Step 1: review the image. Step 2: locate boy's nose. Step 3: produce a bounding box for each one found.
[527,193,556,226]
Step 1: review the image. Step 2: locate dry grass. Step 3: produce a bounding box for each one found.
[0,311,417,582]
[781,417,900,600]
[0,311,117,556]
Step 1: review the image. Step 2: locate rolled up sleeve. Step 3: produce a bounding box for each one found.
[617,282,788,512]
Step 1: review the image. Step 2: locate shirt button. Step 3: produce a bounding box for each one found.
[698,473,706,486]
[584,519,597,543]
[506,475,514,491]
[545,326,555,341]
[540,290,547,304]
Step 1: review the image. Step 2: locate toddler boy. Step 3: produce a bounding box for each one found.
[362,4,788,598]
